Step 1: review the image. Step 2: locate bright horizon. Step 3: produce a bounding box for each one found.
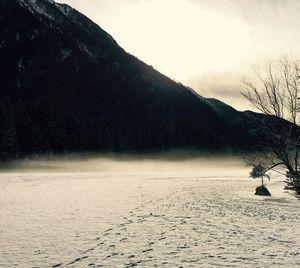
[56,0,300,110]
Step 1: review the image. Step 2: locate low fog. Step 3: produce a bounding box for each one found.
[0,152,245,175]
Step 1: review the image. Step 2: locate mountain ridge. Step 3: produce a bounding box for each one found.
[0,0,259,159]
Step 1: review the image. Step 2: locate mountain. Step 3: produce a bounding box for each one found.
[204,98,282,148]
[0,0,236,159]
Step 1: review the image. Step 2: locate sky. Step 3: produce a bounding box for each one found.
[56,0,300,110]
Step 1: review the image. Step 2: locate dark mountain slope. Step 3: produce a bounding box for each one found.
[204,98,290,148]
[0,0,231,158]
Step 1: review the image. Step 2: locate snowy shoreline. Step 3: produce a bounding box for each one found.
[1,159,300,267]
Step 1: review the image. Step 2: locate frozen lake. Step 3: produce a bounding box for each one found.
[1,157,300,267]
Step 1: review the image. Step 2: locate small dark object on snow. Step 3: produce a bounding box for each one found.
[255,185,271,196]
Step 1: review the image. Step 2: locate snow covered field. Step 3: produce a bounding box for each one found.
[0,157,300,267]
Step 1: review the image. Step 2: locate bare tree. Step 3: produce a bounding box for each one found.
[241,58,300,194]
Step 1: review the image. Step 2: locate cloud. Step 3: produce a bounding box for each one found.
[191,0,300,25]
[190,0,300,56]
[187,69,253,111]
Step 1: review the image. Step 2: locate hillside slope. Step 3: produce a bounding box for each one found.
[0,0,233,158]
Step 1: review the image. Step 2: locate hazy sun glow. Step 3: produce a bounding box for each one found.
[56,0,300,110]
[57,0,252,81]
[105,0,252,81]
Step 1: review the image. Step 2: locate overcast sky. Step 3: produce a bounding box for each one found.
[56,0,300,110]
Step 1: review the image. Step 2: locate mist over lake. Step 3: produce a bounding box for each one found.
[1,155,300,267]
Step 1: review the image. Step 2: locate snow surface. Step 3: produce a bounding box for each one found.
[0,158,300,267]
[55,2,73,17]
[76,42,96,62]
[19,0,56,21]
